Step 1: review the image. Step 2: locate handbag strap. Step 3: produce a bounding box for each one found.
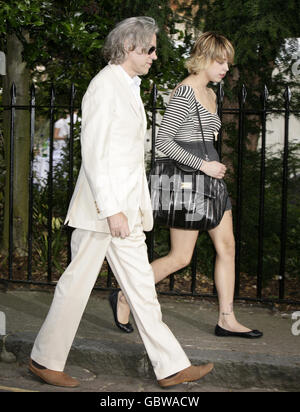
[194,97,210,162]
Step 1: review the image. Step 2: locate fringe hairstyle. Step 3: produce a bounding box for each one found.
[185,32,234,74]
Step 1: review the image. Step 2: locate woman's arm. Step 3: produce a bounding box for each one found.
[156,86,226,179]
[156,88,205,170]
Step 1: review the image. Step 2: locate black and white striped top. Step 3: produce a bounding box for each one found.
[156,85,221,169]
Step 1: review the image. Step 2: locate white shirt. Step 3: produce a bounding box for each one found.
[53,114,81,152]
[116,64,143,108]
[54,113,80,138]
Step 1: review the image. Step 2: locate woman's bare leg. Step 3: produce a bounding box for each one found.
[119,211,253,333]
[208,210,251,332]
[117,228,199,323]
[151,228,199,283]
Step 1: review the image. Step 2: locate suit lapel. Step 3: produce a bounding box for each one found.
[109,64,146,128]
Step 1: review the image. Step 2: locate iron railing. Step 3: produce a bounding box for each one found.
[0,82,299,305]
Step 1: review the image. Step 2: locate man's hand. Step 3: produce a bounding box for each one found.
[200,160,226,179]
[107,212,130,238]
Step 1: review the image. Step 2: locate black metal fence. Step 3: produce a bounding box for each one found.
[0,82,299,305]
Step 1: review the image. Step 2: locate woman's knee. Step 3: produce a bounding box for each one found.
[168,252,193,271]
[216,236,235,259]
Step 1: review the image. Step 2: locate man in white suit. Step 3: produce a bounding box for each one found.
[29,17,213,388]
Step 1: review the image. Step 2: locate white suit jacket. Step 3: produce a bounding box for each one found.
[64,64,153,233]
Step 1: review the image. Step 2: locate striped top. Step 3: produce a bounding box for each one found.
[156,85,221,169]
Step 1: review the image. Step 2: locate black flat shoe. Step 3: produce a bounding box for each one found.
[109,289,134,334]
[215,324,263,339]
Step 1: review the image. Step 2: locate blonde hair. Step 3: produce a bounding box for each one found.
[185,32,234,74]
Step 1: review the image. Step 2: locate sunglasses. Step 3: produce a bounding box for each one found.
[147,46,156,55]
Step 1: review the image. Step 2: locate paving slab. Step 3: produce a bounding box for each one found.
[0,289,299,391]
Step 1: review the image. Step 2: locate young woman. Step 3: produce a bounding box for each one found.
[110,32,263,339]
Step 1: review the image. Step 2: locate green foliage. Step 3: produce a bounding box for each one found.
[29,121,82,275]
[179,0,300,112]
[0,0,49,33]
[0,0,186,105]
[150,138,300,284]
[0,0,299,291]
[167,0,300,287]
[227,140,300,283]
[32,202,65,272]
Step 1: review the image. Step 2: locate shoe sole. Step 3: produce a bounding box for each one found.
[215,332,263,339]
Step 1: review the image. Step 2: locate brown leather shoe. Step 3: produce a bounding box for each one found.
[29,359,80,388]
[158,363,214,388]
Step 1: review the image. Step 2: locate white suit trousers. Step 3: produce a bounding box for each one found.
[31,213,191,380]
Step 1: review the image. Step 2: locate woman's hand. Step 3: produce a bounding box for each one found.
[200,160,226,179]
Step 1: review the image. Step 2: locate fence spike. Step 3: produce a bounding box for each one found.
[10,82,16,103]
[239,84,247,104]
[217,82,224,103]
[50,84,55,106]
[30,83,36,103]
[262,85,269,103]
[284,85,292,103]
[153,83,157,101]
[70,83,76,103]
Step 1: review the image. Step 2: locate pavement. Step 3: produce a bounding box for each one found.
[0,285,300,392]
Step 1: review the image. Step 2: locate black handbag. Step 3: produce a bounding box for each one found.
[150,99,228,231]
